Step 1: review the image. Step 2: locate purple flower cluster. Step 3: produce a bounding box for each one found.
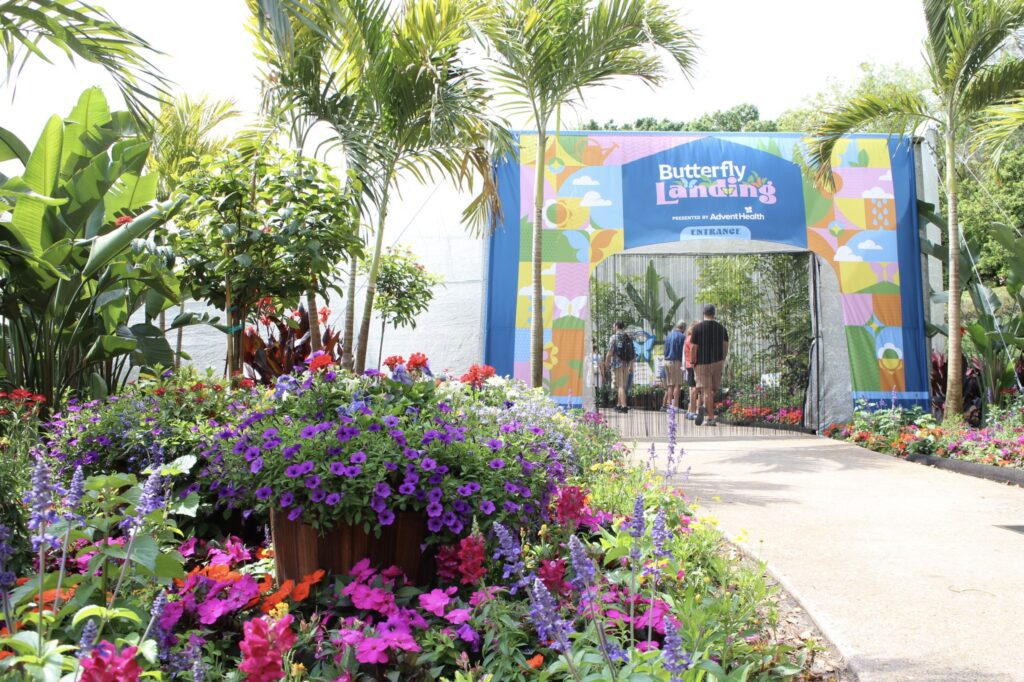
[661,616,693,680]
[568,535,595,591]
[492,522,531,593]
[527,578,574,652]
[24,455,60,550]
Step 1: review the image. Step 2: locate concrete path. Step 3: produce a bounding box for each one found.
[644,433,1024,682]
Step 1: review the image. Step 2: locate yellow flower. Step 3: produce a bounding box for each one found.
[712,495,721,502]
[291,663,306,678]
[735,529,749,543]
[269,602,289,621]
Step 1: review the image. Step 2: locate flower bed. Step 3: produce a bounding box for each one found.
[824,399,1024,469]
[0,361,827,680]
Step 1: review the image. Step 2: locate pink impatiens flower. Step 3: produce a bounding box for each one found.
[239,613,296,682]
[418,587,456,617]
[79,642,142,682]
[355,636,389,664]
[342,582,395,614]
[444,608,472,625]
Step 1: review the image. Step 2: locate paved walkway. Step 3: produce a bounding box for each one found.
[644,433,1024,681]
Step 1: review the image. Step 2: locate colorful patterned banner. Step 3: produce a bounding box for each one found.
[485,131,929,410]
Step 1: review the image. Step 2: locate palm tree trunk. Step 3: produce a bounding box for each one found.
[355,186,391,373]
[307,284,322,354]
[342,253,357,370]
[944,127,963,419]
[175,300,184,370]
[530,129,547,388]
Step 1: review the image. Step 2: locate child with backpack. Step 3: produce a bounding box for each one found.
[606,321,635,413]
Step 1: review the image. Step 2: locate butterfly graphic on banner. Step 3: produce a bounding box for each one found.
[554,295,588,319]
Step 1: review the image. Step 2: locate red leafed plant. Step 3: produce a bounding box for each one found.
[241,307,342,385]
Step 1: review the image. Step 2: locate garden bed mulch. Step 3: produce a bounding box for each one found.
[726,543,853,682]
[903,453,1024,487]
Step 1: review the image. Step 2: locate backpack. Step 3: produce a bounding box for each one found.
[613,331,636,362]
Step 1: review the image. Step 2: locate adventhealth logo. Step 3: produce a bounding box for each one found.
[655,160,778,206]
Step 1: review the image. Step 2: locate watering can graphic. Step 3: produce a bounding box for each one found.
[570,138,619,166]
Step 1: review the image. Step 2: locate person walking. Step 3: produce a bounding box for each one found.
[688,305,729,426]
[606,321,635,413]
[684,319,701,420]
[663,321,686,410]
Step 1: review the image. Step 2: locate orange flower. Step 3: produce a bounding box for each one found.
[256,547,275,560]
[261,579,294,613]
[526,654,544,670]
[290,581,311,602]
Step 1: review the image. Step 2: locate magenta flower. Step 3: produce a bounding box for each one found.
[418,587,455,617]
[355,636,389,664]
[445,608,471,624]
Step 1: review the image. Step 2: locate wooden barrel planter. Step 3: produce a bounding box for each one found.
[270,509,433,584]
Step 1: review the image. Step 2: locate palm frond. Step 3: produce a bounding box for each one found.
[972,95,1024,160]
[0,0,169,125]
[808,90,937,192]
[960,54,1024,116]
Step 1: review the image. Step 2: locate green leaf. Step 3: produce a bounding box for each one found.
[127,322,174,368]
[104,173,158,224]
[22,115,63,198]
[151,551,185,580]
[82,196,182,278]
[85,334,137,362]
[72,604,108,627]
[0,124,30,164]
[127,534,159,571]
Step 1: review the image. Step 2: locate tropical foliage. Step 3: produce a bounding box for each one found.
[0,88,183,406]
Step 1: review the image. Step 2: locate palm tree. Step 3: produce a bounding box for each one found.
[808,0,1024,420]
[149,94,238,365]
[253,0,506,372]
[1,0,168,122]
[480,0,698,388]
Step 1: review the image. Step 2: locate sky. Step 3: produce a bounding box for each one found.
[3,0,930,141]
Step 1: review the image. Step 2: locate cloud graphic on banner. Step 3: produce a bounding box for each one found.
[571,175,600,186]
[879,169,892,181]
[834,245,863,262]
[862,186,893,199]
[579,190,612,207]
[858,239,884,251]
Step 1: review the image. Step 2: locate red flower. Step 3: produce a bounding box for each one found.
[407,352,429,371]
[239,378,256,389]
[538,559,570,595]
[554,486,588,526]
[239,614,296,682]
[457,534,486,584]
[435,544,460,583]
[383,355,405,370]
[459,363,495,388]
[114,215,134,227]
[308,354,333,372]
[318,306,330,325]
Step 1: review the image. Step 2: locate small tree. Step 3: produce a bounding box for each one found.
[371,246,443,366]
[172,147,362,377]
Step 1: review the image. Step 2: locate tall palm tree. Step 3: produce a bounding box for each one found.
[809,0,1024,420]
[480,0,698,388]
[1,0,168,122]
[253,0,506,372]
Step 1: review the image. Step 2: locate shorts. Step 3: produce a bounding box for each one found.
[694,361,723,393]
[664,361,683,387]
[612,364,630,390]
[685,367,696,387]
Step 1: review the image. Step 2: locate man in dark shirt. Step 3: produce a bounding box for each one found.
[662,321,686,410]
[688,304,729,426]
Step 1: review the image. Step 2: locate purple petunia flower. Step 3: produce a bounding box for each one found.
[255,487,273,500]
[262,428,278,439]
[244,446,260,461]
[300,460,315,474]
[503,482,519,495]
[310,488,327,503]
[279,492,295,508]
[479,500,495,515]
[398,482,416,495]
[300,425,317,439]
[488,459,505,470]
[345,465,362,477]
[378,510,396,525]
[427,517,443,533]
[383,416,399,428]
[428,473,443,485]
[383,461,398,472]
[370,496,387,513]
[285,465,302,478]
[304,475,321,489]
[427,488,443,503]
[250,458,264,474]
[420,457,437,472]
[503,501,520,513]
[452,500,470,514]
[374,482,392,498]
[426,501,444,518]
[282,444,301,459]
[329,462,346,476]
[447,518,464,534]
[350,451,367,464]
[287,507,303,522]
[325,492,342,506]
[485,438,504,451]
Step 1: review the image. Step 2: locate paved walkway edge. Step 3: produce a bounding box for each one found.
[726,538,858,680]
[903,452,1024,486]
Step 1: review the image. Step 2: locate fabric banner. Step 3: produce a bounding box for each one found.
[484,131,930,413]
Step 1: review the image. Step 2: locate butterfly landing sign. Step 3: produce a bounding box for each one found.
[621,136,807,249]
